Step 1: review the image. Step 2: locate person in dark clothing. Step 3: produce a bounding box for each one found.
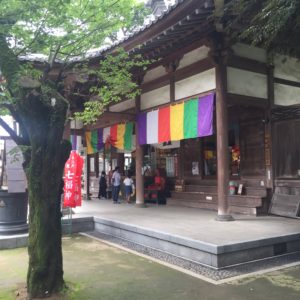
[98,171,107,199]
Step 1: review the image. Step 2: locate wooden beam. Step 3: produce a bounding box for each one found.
[175,57,213,82]
[85,112,136,130]
[141,89,215,113]
[274,77,300,88]
[142,57,213,93]
[228,55,268,75]
[228,93,269,108]
[70,128,84,136]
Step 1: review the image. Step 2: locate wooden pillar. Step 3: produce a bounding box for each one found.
[95,152,99,178]
[212,36,234,221]
[103,148,106,173]
[135,95,146,207]
[266,62,274,189]
[178,140,184,180]
[164,59,181,103]
[117,153,125,175]
[86,155,91,200]
[62,120,71,140]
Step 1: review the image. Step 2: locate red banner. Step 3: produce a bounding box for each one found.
[63,151,84,208]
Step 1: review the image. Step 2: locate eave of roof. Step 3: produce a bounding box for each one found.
[86,0,215,61]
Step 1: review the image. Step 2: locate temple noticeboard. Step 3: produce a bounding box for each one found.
[269,191,300,218]
[5,139,27,193]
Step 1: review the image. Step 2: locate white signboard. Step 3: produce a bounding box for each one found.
[6,139,26,193]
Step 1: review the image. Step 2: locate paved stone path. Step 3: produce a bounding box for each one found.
[1,235,300,300]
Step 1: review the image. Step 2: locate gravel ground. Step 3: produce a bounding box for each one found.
[85,230,300,282]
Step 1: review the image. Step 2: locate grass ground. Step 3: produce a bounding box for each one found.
[0,235,300,300]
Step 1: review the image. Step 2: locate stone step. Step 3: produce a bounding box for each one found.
[184,178,216,185]
[184,185,267,197]
[171,192,263,207]
[172,191,218,201]
[183,177,266,188]
[185,185,217,193]
[167,199,259,215]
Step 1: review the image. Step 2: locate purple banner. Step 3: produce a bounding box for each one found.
[97,128,104,150]
[198,94,214,137]
[71,135,77,150]
[137,113,147,145]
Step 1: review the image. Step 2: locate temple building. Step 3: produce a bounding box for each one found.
[67,0,300,219]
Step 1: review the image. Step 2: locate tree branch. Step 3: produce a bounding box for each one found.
[0,102,30,144]
[0,117,27,145]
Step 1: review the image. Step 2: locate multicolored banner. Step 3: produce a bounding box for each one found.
[138,94,214,145]
[70,135,82,151]
[86,122,134,154]
[63,151,84,208]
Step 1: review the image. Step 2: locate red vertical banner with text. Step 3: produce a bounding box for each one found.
[63,151,83,208]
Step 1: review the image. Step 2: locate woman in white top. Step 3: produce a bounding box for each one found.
[123,174,134,203]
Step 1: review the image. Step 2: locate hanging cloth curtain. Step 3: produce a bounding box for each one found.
[137,93,214,145]
[85,122,134,154]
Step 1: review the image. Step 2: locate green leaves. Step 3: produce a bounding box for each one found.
[75,48,152,125]
[0,0,149,61]
[226,0,300,57]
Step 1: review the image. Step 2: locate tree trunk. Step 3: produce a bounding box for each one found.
[22,92,71,299]
[0,34,71,298]
[27,151,64,298]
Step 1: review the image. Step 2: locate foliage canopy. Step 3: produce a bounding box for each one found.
[226,0,300,57]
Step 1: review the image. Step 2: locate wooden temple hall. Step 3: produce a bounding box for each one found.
[69,0,300,220]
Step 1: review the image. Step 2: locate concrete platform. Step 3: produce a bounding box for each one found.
[0,217,94,250]
[0,233,28,250]
[73,199,300,269]
[1,199,300,270]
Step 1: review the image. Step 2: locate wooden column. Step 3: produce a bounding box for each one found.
[164,59,181,102]
[213,36,234,221]
[117,153,125,175]
[103,148,106,173]
[95,152,99,178]
[266,62,274,189]
[62,120,71,140]
[86,155,91,200]
[135,94,146,207]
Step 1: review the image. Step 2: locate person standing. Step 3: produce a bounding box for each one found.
[98,171,107,199]
[111,167,121,204]
[123,174,134,203]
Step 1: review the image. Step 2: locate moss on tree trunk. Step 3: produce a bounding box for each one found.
[26,148,64,297]
[21,91,71,299]
[0,33,72,299]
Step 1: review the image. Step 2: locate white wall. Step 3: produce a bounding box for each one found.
[274,54,300,83]
[177,46,210,70]
[175,69,215,100]
[275,84,300,106]
[109,99,135,112]
[231,43,267,63]
[70,119,83,129]
[142,46,210,83]
[273,55,300,105]
[141,85,170,110]
[227,67,268,99]
[143,65,167,83]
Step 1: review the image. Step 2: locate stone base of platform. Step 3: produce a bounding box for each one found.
[1,216,300,271]
[92,217,300,269]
